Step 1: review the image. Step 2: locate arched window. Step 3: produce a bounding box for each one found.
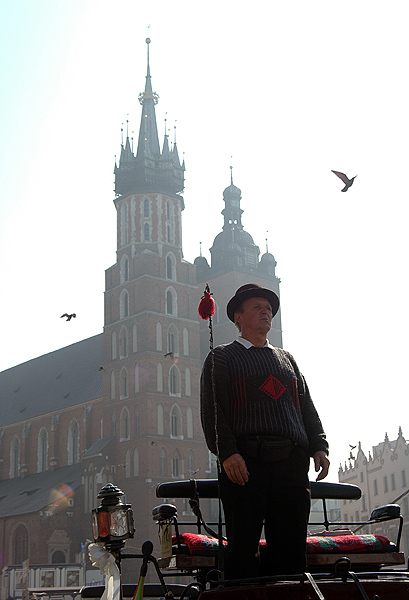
[119,327,128,359]
[158,404,164,435]
[111,412,117,436]
[110,371,115,400]
[37,428,48,473]
[144,223,150,241]
[160,448,167,476]
[144,198,150,217]
[132,323,137,352]
[10,436,20,478]
[120,254,129,283]
[188,451,194,475]
[120,290,129,319]
[167,324,179,356]
[166,253,176,281]
[170,404,182,438]
[156,322,162,351]
[68,420,79,465]
[125,450,131,478]
[120,407,130,441]
[133,448,139,477]
[165,287,177,316]
[134,364,139,393]
[111,332,117,359]
[134,406,139,437]
[157,363,163,392]
[185,367,191,397]
[13,524,28,564]
[187,407,193,438]
[120,368,129,399]
[183,328,189,356]
[52,551,66,564]
[169,365,181,396]
[172,449,182,478]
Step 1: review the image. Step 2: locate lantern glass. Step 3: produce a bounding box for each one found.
[109,508,130,537]
[92,511,99,540]
[97,510,109,538]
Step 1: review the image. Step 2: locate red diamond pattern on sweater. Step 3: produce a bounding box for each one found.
[259,375,286,401]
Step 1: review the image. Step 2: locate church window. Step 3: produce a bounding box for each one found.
[166,201,170,221]
[120,255,129,284]
[13,524,28,564]
[187,406,193,438]
[134,363,139,393]
[169,366,181,397]
[144,199,150,218]
[185,368,191,397]
[165,287,177,316]
[374,479,378,496]
[110,371,115,400]
[111,332,117,359]
[111,412,116,436]
[120,407,130,441]
[172,450,182,478]
[383,475,388,493]
[157,363,163,392]
[37,428,48,473]
[183,328,189,355]
[132,323,137,352]
[156,322,162,351]
[144,223,150,241]
[167,224,171,243]
[160,448,167,476]
[391,473,396,490]
[51,550,66,564]
[170,404,182,437]
[362,494,366,511]
[120,368,129,399]
[158,404,164,435]
[134,406,139,437]
[119,327,128,359]
[402,470,407,488]
[68,420,79,465]
[120,290,129,319]
[167,324,179,355]
[10,436,20,478]
[133,448,139,477]
[188,451,194,475]
[125,450,131,478]
[165,253,176,280]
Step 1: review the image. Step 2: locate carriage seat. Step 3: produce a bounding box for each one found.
[153,479,405,572]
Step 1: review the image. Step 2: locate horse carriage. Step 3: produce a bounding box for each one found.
[82,478,409,600]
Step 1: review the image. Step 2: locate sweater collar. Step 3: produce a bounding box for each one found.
[237,336,274,350]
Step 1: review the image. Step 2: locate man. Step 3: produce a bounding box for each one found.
[200,283,329,580]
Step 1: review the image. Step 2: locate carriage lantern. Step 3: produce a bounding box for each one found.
[91,483,135,548]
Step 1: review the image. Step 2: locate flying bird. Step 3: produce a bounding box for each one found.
[60,313,76,321]
[331,170,357,192]
[163,352,174,359]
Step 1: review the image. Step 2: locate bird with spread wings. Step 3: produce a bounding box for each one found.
[331,170,357,192]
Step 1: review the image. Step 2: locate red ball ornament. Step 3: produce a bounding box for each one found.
[198,291,215,320]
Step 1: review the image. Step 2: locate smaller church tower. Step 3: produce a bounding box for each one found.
[195,169,282,359]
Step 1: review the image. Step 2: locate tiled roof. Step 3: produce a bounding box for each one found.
[0,334,103,426]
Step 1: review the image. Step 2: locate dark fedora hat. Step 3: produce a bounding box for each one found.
[226,283,280,322]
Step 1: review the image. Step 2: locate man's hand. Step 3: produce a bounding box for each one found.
[314,451,330,481]
[223,453,249,485]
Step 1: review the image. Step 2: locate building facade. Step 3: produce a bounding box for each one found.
[0,40,283,598]
[338,427,409,558]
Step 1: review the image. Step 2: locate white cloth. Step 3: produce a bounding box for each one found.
[88,543,121,600]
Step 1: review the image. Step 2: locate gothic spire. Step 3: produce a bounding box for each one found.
[136,38,160,159]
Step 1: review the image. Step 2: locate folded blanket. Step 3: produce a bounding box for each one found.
[173,533,393,557]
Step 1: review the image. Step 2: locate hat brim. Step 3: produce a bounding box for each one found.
[227,288,280,322]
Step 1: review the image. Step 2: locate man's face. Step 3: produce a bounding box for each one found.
[234,296,273,336]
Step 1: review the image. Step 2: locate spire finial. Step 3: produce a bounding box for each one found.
[230,164,233,185]
[164,113,168,136]
[174,120,177,144]
[146,36,151,68]
[265,231,269,253]
[121,124,124,146]
[126,115,129,139]
[200,241,202,257]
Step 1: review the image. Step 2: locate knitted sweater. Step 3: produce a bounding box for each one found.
[200,341,328,463]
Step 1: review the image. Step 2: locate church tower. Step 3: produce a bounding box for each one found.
[102,40,207,571]
[195,169,283,360]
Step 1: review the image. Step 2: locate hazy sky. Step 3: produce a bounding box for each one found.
[1,1,408,482]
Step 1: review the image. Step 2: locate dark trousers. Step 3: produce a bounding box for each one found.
[219,445,311,580]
